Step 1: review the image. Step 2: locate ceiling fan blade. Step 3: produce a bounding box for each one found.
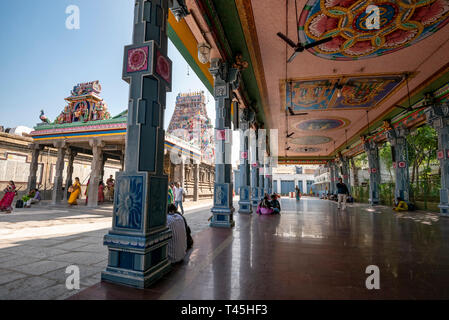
[276,32,297,48]
[304,37,333,49]
[287,50,300,63]
[295,112,308,116]
[286,132,295,138]
[288,106,295,116]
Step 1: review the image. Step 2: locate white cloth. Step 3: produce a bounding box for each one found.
[173,187,185,202]
[166,213,187,263]
[338,194,347,210]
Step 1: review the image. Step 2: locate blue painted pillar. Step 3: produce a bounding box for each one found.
[102,0,179,288]
[265,157,273,195]
[363,138,381,205]
[251,129,260,207]
[339,152,351,192]
[425,103,449,216]
[209,59,240,228]
[328,160,336,195]
[385,122,410,202]
[238,115,252,214]
[258,131,266,199]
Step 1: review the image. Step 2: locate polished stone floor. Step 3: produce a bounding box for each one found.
[71,197,449,300]
[0,200,213,299]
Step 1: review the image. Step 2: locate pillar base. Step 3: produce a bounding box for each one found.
[102,230,172,289]
[238,186,252,214]
[251,187,259,207]
[210,207,235,228]
[210,183,235,228]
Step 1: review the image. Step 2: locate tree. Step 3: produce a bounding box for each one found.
[406,125,438,186]
[379,142,393,182]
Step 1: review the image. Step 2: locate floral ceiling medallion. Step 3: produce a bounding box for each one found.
[298,0,449,60]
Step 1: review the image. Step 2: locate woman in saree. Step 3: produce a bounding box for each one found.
[68,177,81,206]
[98,181,105,204]
[0,181,16,213]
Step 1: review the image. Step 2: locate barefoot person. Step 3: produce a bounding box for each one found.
[68,177,82,206]
[0,181,16,214]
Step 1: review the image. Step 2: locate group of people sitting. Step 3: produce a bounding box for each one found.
[256,194,281,215]
[67,175,115,206]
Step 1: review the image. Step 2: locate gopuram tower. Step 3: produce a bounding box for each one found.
[167,91,214,163]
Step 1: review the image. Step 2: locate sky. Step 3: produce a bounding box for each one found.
[0,0,215,131]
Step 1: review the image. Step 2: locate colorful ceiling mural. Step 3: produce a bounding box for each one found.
[291,136,332,145]
[283,73,405,111]
[296,118,350,131]
[295,147,322,153]
[298,0,449,60]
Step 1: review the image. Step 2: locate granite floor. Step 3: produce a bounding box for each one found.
[70,197,449,300]
[0,200,213,300]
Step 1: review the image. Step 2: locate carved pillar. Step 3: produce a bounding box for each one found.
[350,157,359,187]
[51,142,67,205]
[250,129,260,206]
[238,116,252,214]
[100,155,107,182]
[385,122,410,202]
[258,131,266,199]
[27,144,43,193]
[193,162,199,201]
[63,149,77,201]
[363,138,381,205]
[103,0,176,288]
[339,152,351,191]
[425,102,449,215]
[209,59,240,228]
[87,140,104,208]
[328,161,336,195]
[267,157,273,195]
[264,155,270,195]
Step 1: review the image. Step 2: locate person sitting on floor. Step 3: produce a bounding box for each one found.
[256,196,274,215]
[270,194,281,214]
[166,204,187,264]
[168,204,193,250]
[393,197,408,212]
[24,188,41,208]
[22,189,35,204]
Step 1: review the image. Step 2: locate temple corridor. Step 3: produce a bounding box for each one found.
[72,197,449,300]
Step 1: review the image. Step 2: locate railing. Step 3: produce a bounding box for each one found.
[352,178,441,211]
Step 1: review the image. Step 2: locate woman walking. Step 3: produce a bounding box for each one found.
[68,177,82,206]
[0,181,16,214]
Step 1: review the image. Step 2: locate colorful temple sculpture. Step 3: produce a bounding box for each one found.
[167,92,215,164]
[27,82,214,208]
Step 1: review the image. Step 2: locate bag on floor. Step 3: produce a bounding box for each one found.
[15,200,24,208]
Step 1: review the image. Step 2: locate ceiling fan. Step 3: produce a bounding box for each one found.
[394,72,436,112]
[277,32,333,63]
[277,0,332,63]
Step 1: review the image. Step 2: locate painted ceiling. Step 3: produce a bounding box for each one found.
[246,0,449,159]
[299,0,449,60]
[282,73,405,111]
[176,0,449,160]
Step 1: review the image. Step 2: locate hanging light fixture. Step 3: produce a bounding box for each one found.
[197,43,211,64]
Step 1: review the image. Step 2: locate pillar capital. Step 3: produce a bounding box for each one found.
[89,139,105,149]
[426,103,449,130]
[52,141,67,149]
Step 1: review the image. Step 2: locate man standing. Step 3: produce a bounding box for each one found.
[173,182,186,215]
[336,177,349,210]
